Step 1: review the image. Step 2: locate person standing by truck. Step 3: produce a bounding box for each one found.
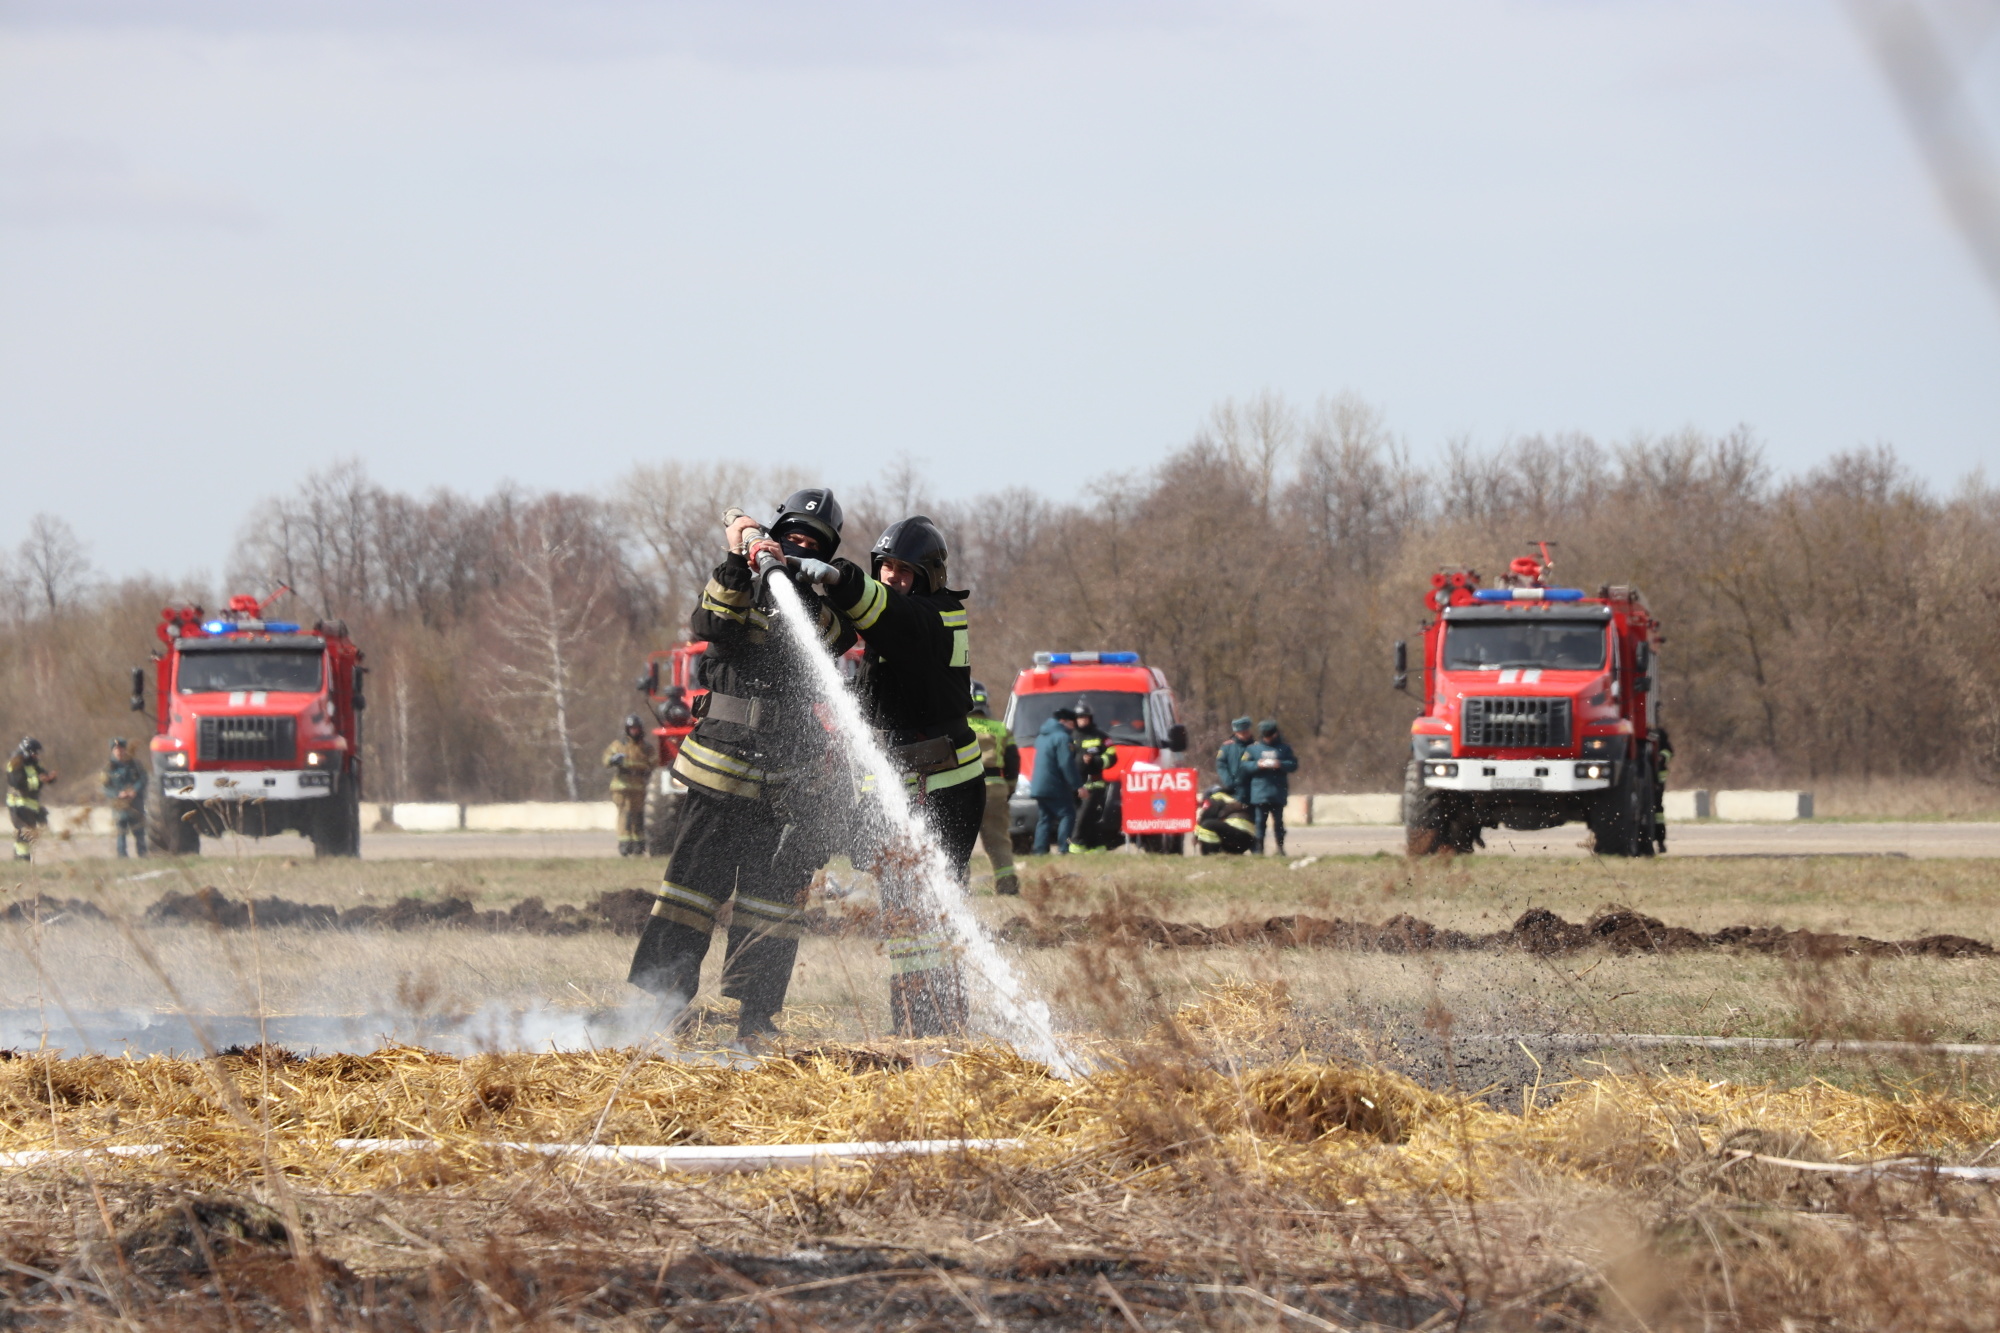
[797,514,984,1037]
[965,681,1021,895]
[627,489,855,1043]
[1242,719,1298,855]
[6,738,55,862]
[603,715,655,857]
[1068,699,1122,852]
[1217,716,1255,802]
[102,738,146,858]
[1029,708,1082,854]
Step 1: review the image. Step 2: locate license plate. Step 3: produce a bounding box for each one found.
[1492,777,1542,790]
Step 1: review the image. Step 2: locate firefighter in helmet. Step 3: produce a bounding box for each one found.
[102,737,147,858]
[627,488,855,1043]
[603,715,655,857]
[794,514,984,1037]
[1194,786,1258,855]
[1068,699,1122,852]
[965,681,1020,895]
[6,737,56,862]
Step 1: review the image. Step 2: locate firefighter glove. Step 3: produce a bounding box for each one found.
[788,557,841,587]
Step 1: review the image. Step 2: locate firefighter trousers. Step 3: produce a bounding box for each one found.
[626,783,835,1035]
[860,777,984,1039]
[977,776,1016,893]
[10,805,46,861]
[611,786,647,855]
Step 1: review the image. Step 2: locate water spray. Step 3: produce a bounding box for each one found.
[761,572,1077,1075]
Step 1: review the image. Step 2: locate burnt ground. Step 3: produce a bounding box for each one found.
[5,887,1989,961]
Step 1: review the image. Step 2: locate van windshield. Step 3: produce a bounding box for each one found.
[1444,621,1606,671]
[1012,690,1152,742]
[178,650,323,694]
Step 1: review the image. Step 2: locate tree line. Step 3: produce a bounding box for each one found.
[3,394,1995,803]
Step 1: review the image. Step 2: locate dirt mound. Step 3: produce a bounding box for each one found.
[69,887,656,935]
[998,905,1995,960]
[0,893,105,924]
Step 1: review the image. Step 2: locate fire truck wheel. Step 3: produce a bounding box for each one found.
[643,784,684,857]
[1404,760,1477,856]
[147,793,202,855]
[1591,763,1655,858]
[312,785,362,858]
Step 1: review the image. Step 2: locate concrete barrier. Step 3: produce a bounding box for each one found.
[1284,795,1311,825]
[463,802,618,832]
[1662,790,1712,821]
[1712,790,1813,821]
[383,803,465,832]
[1310,794,1404,826]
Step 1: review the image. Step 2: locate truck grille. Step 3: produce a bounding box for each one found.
[1463,697,1571,749]
[197,715,296,763]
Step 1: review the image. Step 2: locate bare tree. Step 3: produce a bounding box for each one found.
[486,517,610,801]
[612,461,806,631]
[16,513,94,617]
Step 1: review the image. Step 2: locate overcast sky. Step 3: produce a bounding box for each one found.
[3,0,1997,580]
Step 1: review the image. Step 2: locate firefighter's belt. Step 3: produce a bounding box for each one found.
[888,736,962,777]
[694,691,765,730]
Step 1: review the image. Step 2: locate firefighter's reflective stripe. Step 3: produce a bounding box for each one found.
[812,600,844,644]
[732,893,808,940]
[650,881,720,933]
[887,931,952,976]
[4,793,40,812]
[670,740,778,799]
[1226,816,1255,834]
[938,607,969,667]
[1195,825,1221,844]
[847,577,889,631]
[703,577,751,609]
[966,716,1009,774]
[925,742,984,794]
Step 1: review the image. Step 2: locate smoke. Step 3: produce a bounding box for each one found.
[764,573,1077,1076]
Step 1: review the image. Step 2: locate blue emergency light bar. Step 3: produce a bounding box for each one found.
[265,622,300,633]
[200,619,303,634]
[1471,588,1584,603]
[203,621,233,634]
[1034,651,1141,666]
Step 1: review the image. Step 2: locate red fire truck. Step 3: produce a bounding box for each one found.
[1006,651,1189,853]
[135,593,366,857]
[633,638,865,857]
[1398,552,1665,857]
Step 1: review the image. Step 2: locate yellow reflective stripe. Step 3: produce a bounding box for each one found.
[650,882,721,932]
[700,597,747,623]
[886,932,953,975]
[670,750,765,799]
[733,895,808,940]
[937,609,967,626]
[680,739,763,779]
[924,754,986,794]
[703,578,750,608]
[1195,827,1221,843]
[849,578,888,630]
[816,603,845,646]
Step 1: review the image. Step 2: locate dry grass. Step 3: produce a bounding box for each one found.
[1812,777,2000,821]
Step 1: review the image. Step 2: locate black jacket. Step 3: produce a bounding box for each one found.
[669,553,856,800]
[828,560,981,790]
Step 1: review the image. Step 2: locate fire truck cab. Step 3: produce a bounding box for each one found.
[137,594,365,857]
[1399,554,1665,857]
[1005,651,1189,854]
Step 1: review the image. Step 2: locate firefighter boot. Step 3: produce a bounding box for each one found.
[889,967,967,1039]
[994,870,1020,896]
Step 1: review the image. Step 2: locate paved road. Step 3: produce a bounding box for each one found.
[25,821,2000,863]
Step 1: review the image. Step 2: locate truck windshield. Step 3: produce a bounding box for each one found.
[1444,621,1606,671]
[1012,690,1152,742]
[177,650,323,694]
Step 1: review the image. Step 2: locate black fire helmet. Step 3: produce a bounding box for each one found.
[17,737,41,755]
[1072,697,1094,718]
[624,714,644,732]
[870,515,952,597]
[771,488,843,558]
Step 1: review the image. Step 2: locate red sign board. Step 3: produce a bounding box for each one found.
[1121,767,1198,834]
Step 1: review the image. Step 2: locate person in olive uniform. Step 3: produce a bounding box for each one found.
[6,737,56,862]
[603,714,655,857]
[1216,716,1255,802]
[1068,700,1121,852]
[102,737,147,858]
[1241,719,1299,855]
[965,681,1020,895]
[793,514,983,1037]
[627,489,856,1043]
